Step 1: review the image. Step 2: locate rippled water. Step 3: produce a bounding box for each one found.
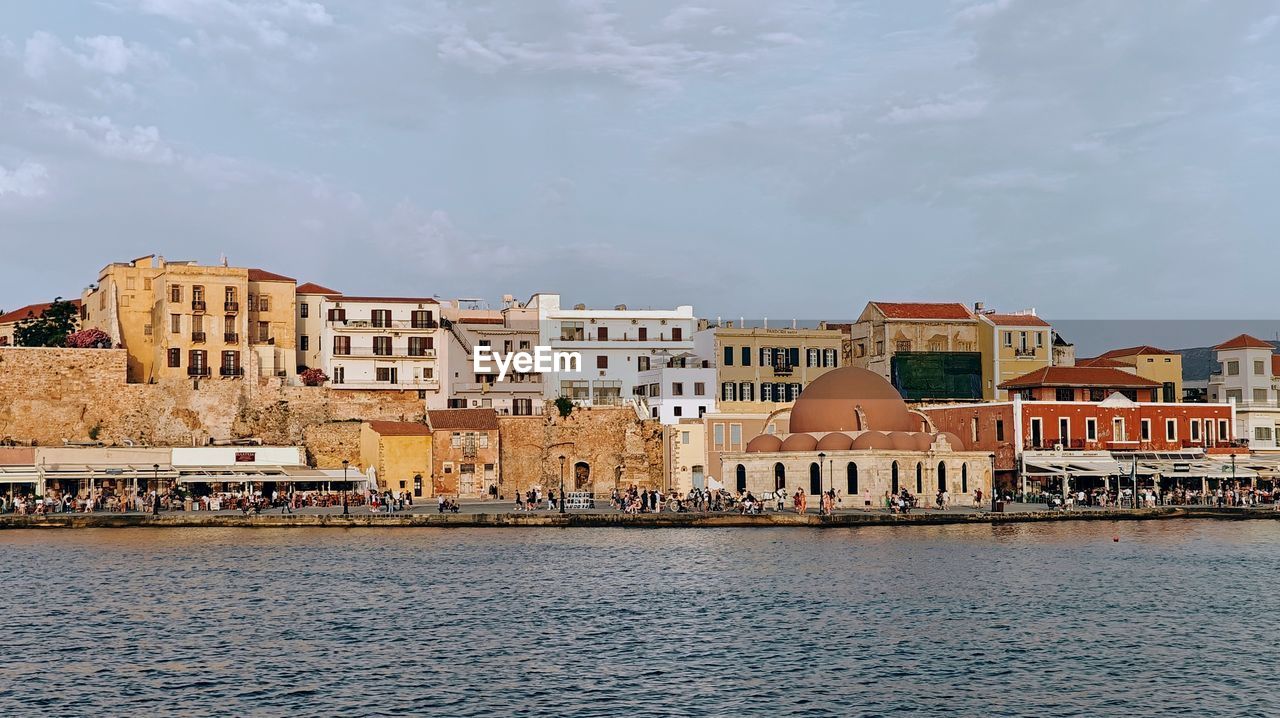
[0,521,1276,717]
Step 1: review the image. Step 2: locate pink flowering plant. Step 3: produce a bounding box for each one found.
[300,367,329,386]
[65,328,113,348]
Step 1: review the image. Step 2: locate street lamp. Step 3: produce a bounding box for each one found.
[818,452,826,515]
[559,454,566,514]
[152,463,160,515]
[342,459,350,516]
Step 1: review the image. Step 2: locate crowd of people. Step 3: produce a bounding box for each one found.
[1043,485,1278,510]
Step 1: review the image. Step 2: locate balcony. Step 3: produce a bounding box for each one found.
[332,349,436,359]
[224,301,240,313]
[454,380,544,394]
[330,378,442,390]
[1013,347,1037,358]
[224,332,239,343]
[329,319,439,330]
[220,366,244,377]
[191,300,207,313]
[191,331,207,344]
[773,364,794,376]
[188,366,211,377]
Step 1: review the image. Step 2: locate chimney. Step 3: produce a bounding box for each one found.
[974,301,985,313]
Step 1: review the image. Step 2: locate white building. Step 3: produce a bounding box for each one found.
[1208,333,1280,449]
[635,353,717,424]
[440,296,544,416]
[526,293,696,407]
[315,294,445,404]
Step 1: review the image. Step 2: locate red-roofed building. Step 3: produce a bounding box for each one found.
[1082,344,1182,403]
[851,301,982,401]
[426,408,500,497]
[1209,334,1280,449]
[999,366,1161,402]
[976,308,1054,401]
[0,299,82,346]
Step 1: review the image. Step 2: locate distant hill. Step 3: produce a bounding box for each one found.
[1178,341,1280,382]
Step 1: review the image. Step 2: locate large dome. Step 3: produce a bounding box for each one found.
[788,367,917,434]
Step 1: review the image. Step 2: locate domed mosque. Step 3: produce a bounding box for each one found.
[727,367,992,506]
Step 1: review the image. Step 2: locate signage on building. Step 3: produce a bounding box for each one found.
[1173,463,1190,472]
[235,452,256,463]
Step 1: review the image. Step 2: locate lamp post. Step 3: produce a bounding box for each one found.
[342,459,350,516]
[818,452,826,515]
[559,454,567,514]
[152,463,160,515]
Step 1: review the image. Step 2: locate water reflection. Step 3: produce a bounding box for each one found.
[0,521,1276,716]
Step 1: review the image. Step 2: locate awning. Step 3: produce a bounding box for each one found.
[0,466,39,484]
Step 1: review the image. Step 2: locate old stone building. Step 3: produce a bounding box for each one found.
[426,408,500,498]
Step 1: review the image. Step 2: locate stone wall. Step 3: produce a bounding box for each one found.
[498,405,664,498]
[0,347,422,465]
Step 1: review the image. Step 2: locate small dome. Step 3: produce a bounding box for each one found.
[935,432,966,451]
[851,431,895,450]
[780,433,819,452]
[910,432,934,451]
[746,434,782,453]
[887,432,919,451]
[815,432,854,451]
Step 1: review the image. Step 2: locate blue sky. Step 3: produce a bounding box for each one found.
[1,0,1279,323]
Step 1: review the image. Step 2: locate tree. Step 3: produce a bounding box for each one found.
[13,298,79,347]
[553,395,575,418]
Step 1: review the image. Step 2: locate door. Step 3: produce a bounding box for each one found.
[691,465,705,491]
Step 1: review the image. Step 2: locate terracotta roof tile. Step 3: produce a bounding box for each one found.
[365,420,431,436]
[1097,344,1174,358]
[871,302,973,320]
[0,299,82,325]
[427,408,499,431]
[1272,355,1280,378]
[247,268,296,283]
[296,282,341,296]
[333,296,438,304]
[1075,356,1130,369]
[1214,334,1274,350]
[984,313,1051,327]
[999,366,1160,390]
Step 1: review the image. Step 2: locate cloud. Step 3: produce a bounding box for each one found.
[0,161,50,198]
[21,31,160,78]
[25,101,176,164]
[661,6,714,32]
[115,0,334,56]
[955,0,1014,23]
[880,97,987,124]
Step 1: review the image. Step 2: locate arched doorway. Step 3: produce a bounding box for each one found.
[891,461,899,494]
[847,462,858,494]
[961,463,968,493]
[915,462,923,494]
[809,462,821,496]
[735,464,747,493]
[774,462,786,492]
[573,462,590,491]
[938,462,947,493]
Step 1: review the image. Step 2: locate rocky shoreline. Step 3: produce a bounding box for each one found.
[1,507,1277,529]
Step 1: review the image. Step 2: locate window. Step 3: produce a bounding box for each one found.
[1256,360,1266,375]
[332,366,344,384]
[847,463,858,494]
[1003,332,1012,347]
[721,383,737,402]
[333,336,350,355]
[1227,360,1240,376]
[257,296,269,312]
[915,463,923,494]
[810,463,822,495]
[724,346,734,366]
[730,424,742,449]
[638,327,647,341]
[1055,387,1073,402]
[1190,421,1200,442]
[971,418,979,443]
[995,419,1004,442]
[673,406,683,417]
[1218,420,1229,441]
[806,348,819,367]
[327,307,346,322]
[170,314,181,333]
[371,309,391,328]
[1255,426,1273,441]
[937,462,947,492]
[376,367,398,383]
[739,382,753,401]
[1226,389,1243,402]
[257,321,269,343]
[300,335,309,351]
[170,285,182,303]
[823,348,837,367]
[1086,418,1097,441]
[1165,419,1177,441]
[637,356,650,371]
[411,310,433,328]
[761,383,773,402]
[373,336,392,356]
[125,276,136,290]
[167,348,180,368]
[1058,418,1069,445]
[408,337,430,356]
[1141,419,1151,441]
[694,382,705,396]
[681,431,690,445]
[891,462,899,494]
[713,423,725,449]
[1030,418,1043,447]
[597,327,608,341]
[300,303,309,319]
[188,350,207,374]
[560,321,584,341]
[962,464,968,493]
[596,355,608,369]
[1113,418,1126,442]
[1089,388,1105,402]
[1036,332,1044,347]
[221,351,240,375]
[672,328,683,341]
[1254,388,1269,402]
[741,347,751,366]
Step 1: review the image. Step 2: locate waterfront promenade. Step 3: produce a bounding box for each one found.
[2,501,1278,528]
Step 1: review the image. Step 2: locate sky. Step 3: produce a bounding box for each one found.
[1,0,1279,330]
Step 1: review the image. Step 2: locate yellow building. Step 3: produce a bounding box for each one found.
[977,311,1053,400]
[1080,346,1182,403]
[359,421,433,499]
[664,420,707,494]
[81,256,297,382]
[701,324,843,413]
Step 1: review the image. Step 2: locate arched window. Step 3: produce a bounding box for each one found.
[915,462,923,494]
[961,463,968,493]
[847,462,858,494]
[891,461,899,494]
[809,462,822,496]
[735,464,747,493]
[938,462,947,492]
[774,462,786,492]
